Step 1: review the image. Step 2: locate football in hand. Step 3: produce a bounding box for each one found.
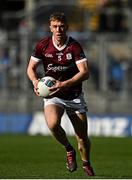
[37,76,56,97]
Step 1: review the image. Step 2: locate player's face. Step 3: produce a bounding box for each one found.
[50,20,67,42]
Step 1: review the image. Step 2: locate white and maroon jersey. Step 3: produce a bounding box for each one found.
[31,36,87,100]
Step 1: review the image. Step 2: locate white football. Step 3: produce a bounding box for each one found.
[37,76,56,97]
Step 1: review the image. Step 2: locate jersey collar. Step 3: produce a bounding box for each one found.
[52,36,69,51]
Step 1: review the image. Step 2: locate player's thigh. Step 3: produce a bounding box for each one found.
[68,112,88,137]
[44,104,64,129]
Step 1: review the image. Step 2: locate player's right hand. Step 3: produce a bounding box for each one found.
[32,79,40,96]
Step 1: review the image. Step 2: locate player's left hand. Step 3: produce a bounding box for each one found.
[47,80,60,97]
[48,80,68,97]
[49,80,67,91]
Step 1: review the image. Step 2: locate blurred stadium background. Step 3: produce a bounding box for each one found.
[0,0,132,136]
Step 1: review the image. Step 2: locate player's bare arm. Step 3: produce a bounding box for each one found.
[27,59,40,96]
[49,60,89,91]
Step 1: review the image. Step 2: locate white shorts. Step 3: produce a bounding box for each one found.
[43,93,88,115]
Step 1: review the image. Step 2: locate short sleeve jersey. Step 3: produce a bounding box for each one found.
[31,36,87,100]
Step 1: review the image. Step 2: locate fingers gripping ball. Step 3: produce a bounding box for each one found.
[37,76,56,97]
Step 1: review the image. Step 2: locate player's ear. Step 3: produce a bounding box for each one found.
[49,26,53,32]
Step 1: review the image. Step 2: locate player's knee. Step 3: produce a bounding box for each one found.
[47,122,58,132]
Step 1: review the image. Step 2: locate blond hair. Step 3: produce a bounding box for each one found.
[49,12,67,24]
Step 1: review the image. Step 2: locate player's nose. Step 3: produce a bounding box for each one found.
[56,26,61,32]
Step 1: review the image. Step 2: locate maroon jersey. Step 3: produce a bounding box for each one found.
[31,36,87,100]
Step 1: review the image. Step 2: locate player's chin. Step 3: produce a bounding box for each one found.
[56,35,62,40]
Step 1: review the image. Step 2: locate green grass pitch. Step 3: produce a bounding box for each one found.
[0,135,131,179]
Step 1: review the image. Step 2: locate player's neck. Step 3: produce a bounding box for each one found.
[53,36,67,48]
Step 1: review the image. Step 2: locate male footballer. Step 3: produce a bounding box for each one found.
[27,12,95,176]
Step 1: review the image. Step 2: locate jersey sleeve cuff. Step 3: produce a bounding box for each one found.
[76,58,87,64]
[31,56,41,62]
